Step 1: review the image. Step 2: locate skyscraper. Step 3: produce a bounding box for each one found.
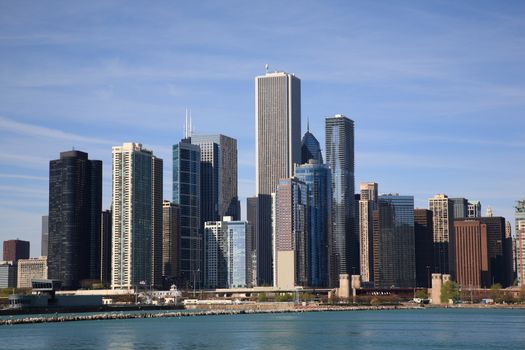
[295,160,332,287]
[225,219,248,288]
[450,198,468,219]
[301,126,323,164]
[414,209,434,288]
[453,219,490,288]
[100,209,112,287]
[325,114,356,287]
[479,216,513,287]
[204,217,248,289]
[191,134,239,222]
[452,216,512,287]
[204,220,227,288]
[372,195,416,288]
[173,139,201,288]
[255,71,301,285]
[428,194,454,275]
[274,178,308,289]
[246,197,257,287]
[516,200,525,286]
[48,150,101,289]
[151,156,164,288]
[3,239,30,263]
[111,143,162,290]
[359,182,378,284]
[162,200,180,281]
[41,216,48,257]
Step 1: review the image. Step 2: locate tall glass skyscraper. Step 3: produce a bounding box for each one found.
[173,139,201,288]
[48,150,101,290]
[255,71,301,286]
[225,220,247,288]
[111,143,162,290]
[325,114,356,287]
[295,160,331,287]
[373,195,416,288]
[190,134,239,222]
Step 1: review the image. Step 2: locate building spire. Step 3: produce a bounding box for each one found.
[307,116,310,133]
[184,108,189,139]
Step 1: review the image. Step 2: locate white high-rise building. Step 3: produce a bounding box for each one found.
[255,71,301,285]
[111,143,163,290]
[359,182,378,284]
[429,194,454,275]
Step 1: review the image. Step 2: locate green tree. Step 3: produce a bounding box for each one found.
[489,283,504,303]
[415,289,428,299]
[257,293,268,302]
[441,281,459,303]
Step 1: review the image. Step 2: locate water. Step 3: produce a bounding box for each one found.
[1,308,524,349]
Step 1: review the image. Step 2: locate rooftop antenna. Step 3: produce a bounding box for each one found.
[184,108,188,138]
[307,116,310,133]
[265,64,269,73]
[189,109,193,138]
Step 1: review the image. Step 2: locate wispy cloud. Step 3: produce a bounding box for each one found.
[0,116,116,145]
[0,173,47,181]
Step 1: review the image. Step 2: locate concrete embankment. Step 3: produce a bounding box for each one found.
[0,305,422,326]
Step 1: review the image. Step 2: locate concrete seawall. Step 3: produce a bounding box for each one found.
[0,305,421,326]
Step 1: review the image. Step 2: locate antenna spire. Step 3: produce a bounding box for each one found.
[307,117,310,133]
[189,109,192,138]
[265,63,269,73]
[184,108,188,138]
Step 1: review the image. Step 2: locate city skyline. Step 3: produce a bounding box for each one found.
[1,1,525,254]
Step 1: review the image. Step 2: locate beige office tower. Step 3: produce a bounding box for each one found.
[255,71,301,286]
[359,182,378,284]
[17,257,48,288]
[429,194,455,276]
[517,221,525,287]
[111,143,163,290]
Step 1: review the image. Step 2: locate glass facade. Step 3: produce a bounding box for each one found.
[295,161,331,287]
[191,134,239,223]
[325,115,355,287]
[373,195,416,288]
[226,221,247,288]
[173,139,201,288]
[301,131,323,164]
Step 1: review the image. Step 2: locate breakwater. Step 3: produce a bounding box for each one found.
[0,305,422,326]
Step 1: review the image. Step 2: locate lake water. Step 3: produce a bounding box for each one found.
[1,308,524,349]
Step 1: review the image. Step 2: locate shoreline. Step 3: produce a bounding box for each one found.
[2,303,524,326]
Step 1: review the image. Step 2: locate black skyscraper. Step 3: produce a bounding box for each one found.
[414,209,434,287]
[48,151,102,289]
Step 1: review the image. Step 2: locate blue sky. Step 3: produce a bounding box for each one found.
[1,1,524,256]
